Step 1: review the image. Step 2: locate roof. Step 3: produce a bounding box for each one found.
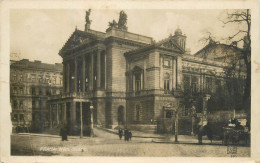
[10,59,63,72]
[125,35,185,57]
[194,43,243,61]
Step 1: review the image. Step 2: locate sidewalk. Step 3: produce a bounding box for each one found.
[97,127,223,145]
[97,127,164,138]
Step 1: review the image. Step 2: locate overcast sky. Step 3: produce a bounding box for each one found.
[10,9,245,64]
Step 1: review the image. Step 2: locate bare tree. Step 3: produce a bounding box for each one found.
[221,9,251,121]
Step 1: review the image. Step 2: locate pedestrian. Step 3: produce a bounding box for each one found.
[198,125,204,145]
[119,128,123,140]
[128,131,132,141]
[60,124,68,141]
[124,129,128,141]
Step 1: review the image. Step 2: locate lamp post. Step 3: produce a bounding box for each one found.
[191,105,196,136]
[80,102,83,138]
[90,103,94,137]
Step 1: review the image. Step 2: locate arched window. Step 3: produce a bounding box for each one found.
[133,66,143,94]
[164,73,170,91]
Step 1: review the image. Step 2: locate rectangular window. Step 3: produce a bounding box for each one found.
[191,76,198,94]
[19,100,23,109]
[32,100,36,108]
[13,100,18,109]
[31,74,36,82]
[13,74,17,81]
[19,87,23,94]
[39,88,43,95]
[13,114,18,122]
[13,87,17,94]
[46,89,51,95]
[20,114,24,122]
[32,87,36,95]
[53,89,56,95]
[163,59,170,67]
[166,110,174,118]
[20,74,23,81]
[206,77,212,93]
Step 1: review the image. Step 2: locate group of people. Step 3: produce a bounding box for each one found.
[118,128,132,141]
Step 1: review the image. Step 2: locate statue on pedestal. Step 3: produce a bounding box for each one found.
[118,10,128,31]
[85,9,91,24]
[85,9,92,31]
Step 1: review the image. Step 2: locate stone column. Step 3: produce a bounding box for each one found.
[97,50,101,89]
[176,57,183,90]
[63,103,67,123]
[173,58,177,90]
[56,104,59,125]
[71,102,76,132]
[63,62,66,93]
[90,53,94,90]
[202,94,211,125]
[74,59,78,92]
[82,56,86,92]
[80,102,83,138]
[66,63,70,93]
[49,105,52,128]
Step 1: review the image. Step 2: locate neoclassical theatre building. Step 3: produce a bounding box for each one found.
[48,11,246,135]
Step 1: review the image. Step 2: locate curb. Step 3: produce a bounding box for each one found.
[15,133,91,139]
[96,127,163,139]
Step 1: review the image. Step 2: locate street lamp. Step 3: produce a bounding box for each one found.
[190,105,196,136]
[90,103,94,137]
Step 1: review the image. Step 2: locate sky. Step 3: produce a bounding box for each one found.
[10,9,246,64]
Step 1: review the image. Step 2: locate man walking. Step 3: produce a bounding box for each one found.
[118,128,123,140]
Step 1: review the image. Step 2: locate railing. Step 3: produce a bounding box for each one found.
[49,91,94,100]
[106,28,153,44]
[127,89,178,97]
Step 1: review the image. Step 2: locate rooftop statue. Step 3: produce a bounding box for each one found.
[118,10,128,31]
[85,9,92,24]
[108,19,118,28]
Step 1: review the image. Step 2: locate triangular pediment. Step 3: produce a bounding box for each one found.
[61,30,96,53]
[157,37,184,53]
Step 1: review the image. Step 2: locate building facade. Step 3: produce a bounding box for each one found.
[10,59,63,132]
[48,11,246,135]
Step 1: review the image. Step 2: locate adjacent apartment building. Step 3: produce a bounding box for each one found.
[10,59,63,132]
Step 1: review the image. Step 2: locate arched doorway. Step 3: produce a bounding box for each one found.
[118,106,124,125]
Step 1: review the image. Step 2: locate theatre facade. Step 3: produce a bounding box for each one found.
[48,11,246,135]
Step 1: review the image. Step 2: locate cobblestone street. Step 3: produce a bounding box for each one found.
[11,128,250,157]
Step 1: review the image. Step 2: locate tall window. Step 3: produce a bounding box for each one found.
[135,105,141,121]
[13,74,17,81]
[135,72,142,92]
[191,76,198,94]
[13,87,17,94]
[19,100,23,109]
[32,100,36,108]
[183,75,190,92]
[19,87,23,94]
[206,77,212,94]
[20,74,23,81]
[53,77,56,84]
[164,73,170,91]
[13,100,18,109]
[31,74,36,82]
[32,87,36,95]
